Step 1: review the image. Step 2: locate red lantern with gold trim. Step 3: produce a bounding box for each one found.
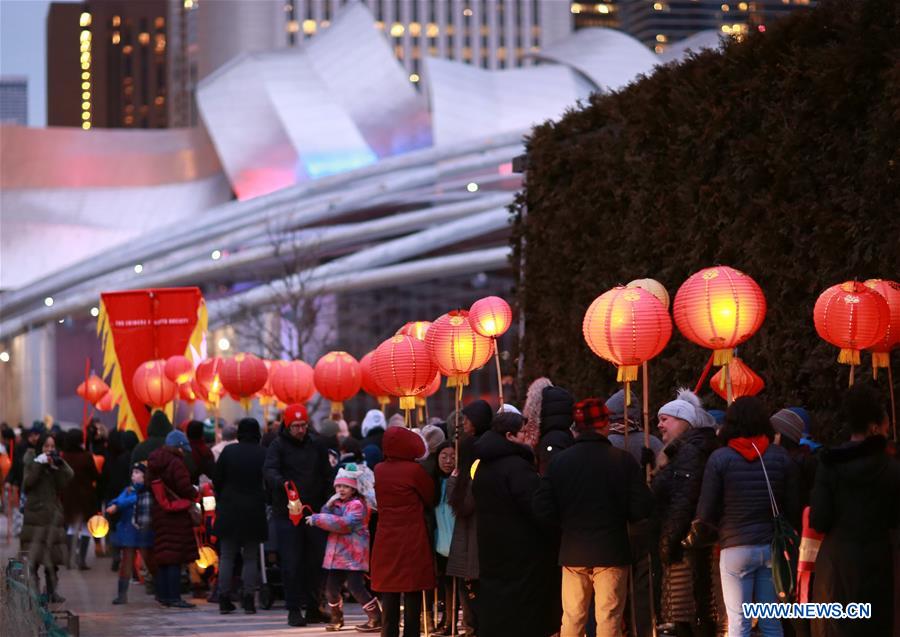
[132,359,177,408]
[673,266,767,366]
[425,310,493,387]
[195,357,225,407]
[314,351,362,416]
[864,279,900,374]
[396,321,432,341]
[372,334,438,411]
[76,374,110,405]
[469,296,513,339]
[360,352,391,408]
[710,357,764,401]
[94,390,118,412]
[220,353,269,410]
[270,360,316,405]
[814,281,890,366]
[164,355,194,385]
[180,382,198,402]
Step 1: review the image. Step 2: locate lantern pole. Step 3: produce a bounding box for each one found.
[724,361,734,405]
[450,577,457,637]
[454,382,463,470]
[82,357,91,446]
[623,381,630,447]
[642,362,651,483]
[888,362,897,442]
[848,363,855,387]
[493,338,504,407]
[422,590,431,637]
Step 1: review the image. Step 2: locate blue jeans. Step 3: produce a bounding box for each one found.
[719,544,782,637]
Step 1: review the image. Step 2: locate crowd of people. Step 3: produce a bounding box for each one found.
[1,378,898,637]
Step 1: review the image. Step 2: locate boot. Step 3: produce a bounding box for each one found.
[356,598,382,633]
[242,593,256,614]
[77,535,91,570]
[288,609,307,627]
[219,594,236,614]
[112,577,129,604]
[325,602,344,632]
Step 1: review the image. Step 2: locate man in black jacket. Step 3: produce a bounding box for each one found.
[263,403,332,627]
[533,397,653,637]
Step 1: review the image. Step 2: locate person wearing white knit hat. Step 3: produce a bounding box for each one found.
[657,388,716,445]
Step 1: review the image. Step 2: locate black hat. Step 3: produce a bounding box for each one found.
[462,399,494,436]
[237,418,262,443]
[132,462,147,474]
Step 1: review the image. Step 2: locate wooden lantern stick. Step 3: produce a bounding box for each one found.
[848,363,855,388]
[493,338,504,407]
[724,361,734,405]
[642,361,651,484]
[888,362,897,442]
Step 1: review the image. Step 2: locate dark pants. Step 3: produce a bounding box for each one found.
[218,538,260,598]
[381,591,423,637]
[325,569,373,606]
[156,563,183,604]
[274,516,326,612]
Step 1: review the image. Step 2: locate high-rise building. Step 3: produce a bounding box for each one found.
[47,0,197,129]
[571,2,621,30]
[0,76,28,125]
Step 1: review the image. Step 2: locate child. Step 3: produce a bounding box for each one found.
[306,466,382,633]
[106,462,154,604]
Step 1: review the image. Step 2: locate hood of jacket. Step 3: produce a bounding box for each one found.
[539,385,574,435]
[474,429,534,464]
[361,409,387,438]
[820,435,890,486]
[382,426,427,461]
[666,426,719,460]
[146,411,173,440]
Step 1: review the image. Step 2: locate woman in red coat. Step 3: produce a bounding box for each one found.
[372,426,434,637]
[147,430,198,609]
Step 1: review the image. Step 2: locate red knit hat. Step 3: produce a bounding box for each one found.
[573,398,610,432]
[283,403,308,425]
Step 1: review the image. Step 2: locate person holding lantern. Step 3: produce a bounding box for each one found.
[263,403,332,627]
[106,461,154,604]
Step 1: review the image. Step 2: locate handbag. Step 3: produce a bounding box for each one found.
[151,479,202,526]
[752,443,800,602]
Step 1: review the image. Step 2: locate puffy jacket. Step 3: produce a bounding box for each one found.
[20,450,73,569]
[309,495,370,571]
[108,483,154,548]
[147,446,198,566]
[696,439,800,548]
[537,386,574,474]
[263,426,332,517]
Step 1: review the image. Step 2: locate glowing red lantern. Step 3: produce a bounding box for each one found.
[396,321,432,341]
[195,357,225,406]
[314,351,362,415]
[94,390,118,412]
[359,351,391,408]
[255,360,276,404]
[710,357,764,401]
[164,355,194,385]
[132,359,177,408]
[425,310,493,387]
[864,279,900,374]
[270,360,316,404]
[583,286,672,382]
[372,334,438,410]
[180,382,198,402]
[814,281,890,365]
[469,296,513,338]
[76,374,110,405]
[220,353,269,409]
[673,266,767,366]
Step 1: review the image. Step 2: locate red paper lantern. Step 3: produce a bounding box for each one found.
[195,357,225,406]
[396,321,432,341]
[76,374,110,405]
[416,371,442,406]
[372,334,438,410]
[132,359,177,408]
[469,296,513,338]
[710,357,765,401]
[673,266,767,366]
[255,360,276,404]
[359,351,391,407]
[864,279,900,373]
[180,382,198,402]
[314,351,362,414]
[583,286,672,381]
[164,355,194,385]
[270,360,316,404]
[814,281,890,365]
[94,390,118,412]
[424,310,493,386]
[220,353,269,409]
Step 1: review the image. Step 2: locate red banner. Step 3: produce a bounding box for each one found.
[98,287,206,439]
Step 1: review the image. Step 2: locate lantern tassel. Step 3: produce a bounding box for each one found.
[872,351,889,379]
[617,365,638,383]
[446,374,470,388]
[399,396,416,410]
[330,401,344,417]
[240,397,252,412]
[838,349,860,366]
[713,349,733,366]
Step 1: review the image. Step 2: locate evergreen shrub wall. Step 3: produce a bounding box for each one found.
[512,0,900,440]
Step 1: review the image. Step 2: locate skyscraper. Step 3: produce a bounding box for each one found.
[0,76,28,125]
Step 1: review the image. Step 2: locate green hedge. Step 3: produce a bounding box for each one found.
[512,0,900,441]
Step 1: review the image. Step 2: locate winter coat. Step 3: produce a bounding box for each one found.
[695,439,800,548]
[108,483,154,548]
[534,431,653,567]
[213,439,268,543]
[810,435,900,637]
[537,386,574,474]
[60,447,100,526]
[189,440,216,484]
[309,495,370,571]
[103,431,139,502]
[651,427,719,625]
[371,426,435,592]
[6,438,39,488]
[20,449,73,569]
[473,430,561,637]
[361,427,385,454]
[446,474,479,579]
[147,446,198,566]
[263,426,332,517]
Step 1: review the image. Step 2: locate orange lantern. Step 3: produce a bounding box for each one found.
[76,374,110,405]
[164,355,194,385]
[180,382,198,402]
[195,357,225,407]
[94,390,118,412]
[87,514,110,539]
[424,310,493,387]
[864,279,900,374]
[710,357,764,401]
[132,359,177,408]
[195,545,218,569]
[814,281,890,366]
[359,351,392,408]
[673,266,767,367]
[469,296,513,339]
[396,321,432,341]
[0,453,11,483]
[219,353,269,410]
[583,286,672,382]
[269,360,316,405]
[372,334,438,411]
[314,351,361,416]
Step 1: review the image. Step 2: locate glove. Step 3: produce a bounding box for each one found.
[34,453,49,464]
[305,515,316,526]
[682,519,718,550]
[640,446,656,470]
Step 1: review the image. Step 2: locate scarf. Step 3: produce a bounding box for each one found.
[728,435,769,461]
